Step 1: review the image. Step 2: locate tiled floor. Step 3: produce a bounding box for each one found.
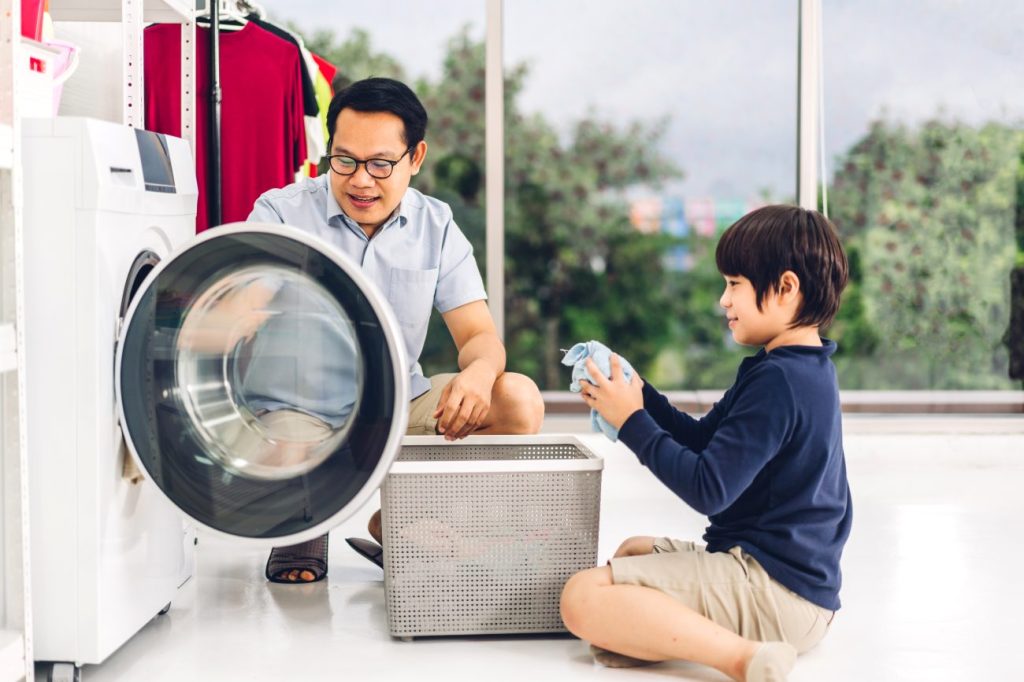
[38,419,1024,681]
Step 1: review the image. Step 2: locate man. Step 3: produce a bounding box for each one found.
[247,77,544,583]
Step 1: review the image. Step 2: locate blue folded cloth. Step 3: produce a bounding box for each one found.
[561,340,636,442]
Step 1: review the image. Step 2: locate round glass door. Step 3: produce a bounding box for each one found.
[116,223,408,543]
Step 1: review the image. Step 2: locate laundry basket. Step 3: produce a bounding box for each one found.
[381,434,603,639]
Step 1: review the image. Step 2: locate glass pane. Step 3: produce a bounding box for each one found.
[176,266,362,481]
[504,1,798,389]
[263,1,487,376]
[119,231,402,539]
[823,1,1024,389]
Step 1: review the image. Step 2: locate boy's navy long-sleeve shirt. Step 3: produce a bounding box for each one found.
[618,340,852,611]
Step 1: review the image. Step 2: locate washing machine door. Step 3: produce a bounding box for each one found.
[116,223,409,545]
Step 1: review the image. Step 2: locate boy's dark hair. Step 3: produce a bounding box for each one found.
[326,77,428,150]
[715,205,849,328]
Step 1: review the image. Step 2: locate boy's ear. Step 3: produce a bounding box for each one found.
[778,270,801,302]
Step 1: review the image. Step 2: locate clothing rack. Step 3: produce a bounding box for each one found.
[195,0,306,231]
[208,0,222,227]
[197,0,266,228]
[197,0,256,227]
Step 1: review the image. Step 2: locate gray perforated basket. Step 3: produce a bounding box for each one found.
[381,434,603,638]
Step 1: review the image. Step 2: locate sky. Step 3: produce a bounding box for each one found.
[258,0,1024,201]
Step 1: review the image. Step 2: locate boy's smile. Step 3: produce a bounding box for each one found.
[720,275,769,346]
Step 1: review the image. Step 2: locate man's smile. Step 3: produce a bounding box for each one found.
[348,193,380,209]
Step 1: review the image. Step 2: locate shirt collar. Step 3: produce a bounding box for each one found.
[321,175,410,235]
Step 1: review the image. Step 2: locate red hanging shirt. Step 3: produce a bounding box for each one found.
[144,22,306,232]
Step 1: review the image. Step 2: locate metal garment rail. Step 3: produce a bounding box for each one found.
[208,0,222,228]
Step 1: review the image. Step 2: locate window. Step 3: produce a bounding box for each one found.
[503,1,798,389]
[823,1,1024,389]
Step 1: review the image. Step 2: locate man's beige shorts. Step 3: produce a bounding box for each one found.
[610,539,835,653]
[406,373,458,435]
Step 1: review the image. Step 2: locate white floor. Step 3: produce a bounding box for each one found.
[41,419,1024,682]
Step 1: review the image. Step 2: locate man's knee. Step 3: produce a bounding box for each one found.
[560,567,611,637]
[491,372,544,434]
[368,509,382,543]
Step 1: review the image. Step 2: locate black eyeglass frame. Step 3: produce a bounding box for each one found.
[327,147,415,179]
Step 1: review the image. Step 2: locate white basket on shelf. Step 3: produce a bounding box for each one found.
[21,37,79,117]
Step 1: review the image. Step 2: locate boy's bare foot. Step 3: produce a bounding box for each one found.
[744,642,797,682]
[589,644,658,668]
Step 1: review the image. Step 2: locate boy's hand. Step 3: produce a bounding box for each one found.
[579,354,644,430]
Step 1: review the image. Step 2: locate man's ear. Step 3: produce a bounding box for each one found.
[410,140,428,175]
[778,270,801,303]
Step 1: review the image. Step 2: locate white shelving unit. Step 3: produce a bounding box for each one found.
[0,124,11,170]
[50,0,196,141]
[0,324,14,374]
[49,0,193,23]
[1,0,31,676]
[0,2,194,681]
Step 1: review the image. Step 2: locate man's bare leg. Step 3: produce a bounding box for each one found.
[466,371,545,435]
[253,413,329,583]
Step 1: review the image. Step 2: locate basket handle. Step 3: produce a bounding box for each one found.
[51,47,80,87]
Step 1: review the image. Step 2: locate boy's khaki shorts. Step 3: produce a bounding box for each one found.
[406,373,458,435]
[610,539,835,653]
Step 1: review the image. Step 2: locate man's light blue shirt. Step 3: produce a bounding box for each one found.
[246,174,486,402]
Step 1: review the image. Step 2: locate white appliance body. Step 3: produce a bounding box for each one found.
[23,117,411,671]
[23,117,197,666]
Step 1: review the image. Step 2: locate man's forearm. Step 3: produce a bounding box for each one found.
[457,331,506,378]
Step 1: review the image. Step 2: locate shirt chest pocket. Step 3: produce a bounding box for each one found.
[387,266,439,329]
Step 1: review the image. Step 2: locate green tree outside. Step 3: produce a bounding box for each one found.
[828,120,1021,389]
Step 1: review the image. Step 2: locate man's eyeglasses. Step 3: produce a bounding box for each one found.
[327,148,414,179]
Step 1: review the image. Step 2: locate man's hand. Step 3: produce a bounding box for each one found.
[433,360,497,440]
[579,354,644,430]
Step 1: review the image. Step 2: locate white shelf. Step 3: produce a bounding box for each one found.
[0,124,10,171]
[50,0,194,23]
[0,630,25,682]
[0,324,15,374]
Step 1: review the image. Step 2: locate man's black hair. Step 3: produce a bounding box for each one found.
[715,204,849,328]
[326,77,428,150]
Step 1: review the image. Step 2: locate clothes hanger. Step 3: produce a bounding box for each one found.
[195,0,249,32]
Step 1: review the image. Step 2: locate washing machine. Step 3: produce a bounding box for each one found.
[22,118,409,679]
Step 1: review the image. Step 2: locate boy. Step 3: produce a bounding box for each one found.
[560,205,851,682]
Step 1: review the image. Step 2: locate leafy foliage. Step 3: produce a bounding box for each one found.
[829,120,1021,388]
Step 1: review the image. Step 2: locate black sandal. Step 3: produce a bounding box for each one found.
[265,534,329,583]
[345,537,384,569]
